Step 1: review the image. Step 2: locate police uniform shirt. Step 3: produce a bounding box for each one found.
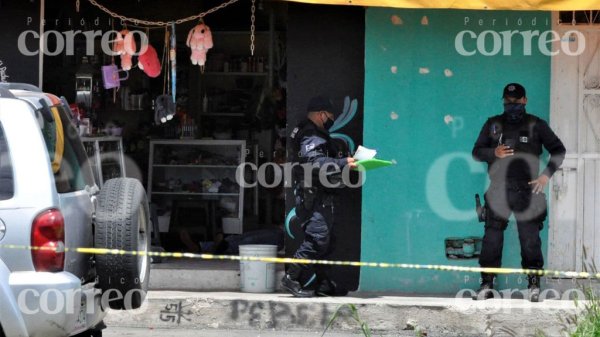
[290,119,348,187]
[472,113,566,184]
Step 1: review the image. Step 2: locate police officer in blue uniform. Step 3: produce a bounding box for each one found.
[472,83,566,302]
[281,95,357,297]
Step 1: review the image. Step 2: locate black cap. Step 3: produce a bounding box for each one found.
[502,83,526,99]
[307,95,333,113]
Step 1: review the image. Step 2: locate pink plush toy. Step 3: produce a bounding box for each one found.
[113,29,136,71]
[186,23,213,67]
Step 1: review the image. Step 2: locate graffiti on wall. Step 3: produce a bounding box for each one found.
[230,300,336,328]
[159,301,192,324]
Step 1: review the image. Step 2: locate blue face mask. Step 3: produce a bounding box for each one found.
[503,103,526,123]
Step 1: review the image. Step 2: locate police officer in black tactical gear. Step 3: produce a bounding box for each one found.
[281,95,357,298]
[472,83,566,302]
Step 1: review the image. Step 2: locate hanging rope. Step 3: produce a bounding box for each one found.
[86,0,240,27]
[111,19,117,103]
[162,27,169,96]
[250,0,256,56]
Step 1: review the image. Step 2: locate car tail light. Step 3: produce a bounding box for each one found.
[31,209,65,272]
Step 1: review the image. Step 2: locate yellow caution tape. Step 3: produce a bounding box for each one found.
[1,244,599,279]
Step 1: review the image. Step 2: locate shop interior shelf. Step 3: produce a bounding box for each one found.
[148,139,246,235]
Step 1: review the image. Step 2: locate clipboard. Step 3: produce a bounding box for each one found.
[353,158,394,172]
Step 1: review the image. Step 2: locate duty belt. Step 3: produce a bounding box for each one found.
[490,180,532,191]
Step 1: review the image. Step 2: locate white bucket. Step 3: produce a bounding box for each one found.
[239,244,278,293]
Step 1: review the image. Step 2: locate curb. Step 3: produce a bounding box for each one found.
[104,291,581,336]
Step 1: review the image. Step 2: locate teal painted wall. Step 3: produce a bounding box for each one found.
[361,9,552,293]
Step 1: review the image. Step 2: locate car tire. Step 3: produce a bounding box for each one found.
[95,178,150,310]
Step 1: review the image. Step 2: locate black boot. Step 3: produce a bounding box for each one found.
[473,274,495,300]
[528,275,541,302]
[281,264,314,298]
[316,279,348,297]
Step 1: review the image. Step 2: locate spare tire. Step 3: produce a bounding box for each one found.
[95,178,150,310]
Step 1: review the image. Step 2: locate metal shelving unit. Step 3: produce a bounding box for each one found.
[81,136,126,187]
[148,139,246,235]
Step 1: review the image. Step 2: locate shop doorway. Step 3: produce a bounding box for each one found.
[38,0,289,288]
[549,12,600,274]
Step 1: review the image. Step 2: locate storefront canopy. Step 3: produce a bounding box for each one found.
[283,0,600,11]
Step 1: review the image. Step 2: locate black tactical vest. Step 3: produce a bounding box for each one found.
[487,114,543,183]
[289,119,341,189]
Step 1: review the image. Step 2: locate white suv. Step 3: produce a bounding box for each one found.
[0,83,151,337]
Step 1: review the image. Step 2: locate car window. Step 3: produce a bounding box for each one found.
[0,123,14,200]
[40,103,94,193]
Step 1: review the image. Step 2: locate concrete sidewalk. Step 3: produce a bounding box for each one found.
[104,291,581,337]
[104,327,417,337]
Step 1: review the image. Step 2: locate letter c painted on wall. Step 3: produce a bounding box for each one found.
[425,152,486,221]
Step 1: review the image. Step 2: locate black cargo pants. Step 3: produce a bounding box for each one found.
[290,187,335,288]
[479,182,548,283]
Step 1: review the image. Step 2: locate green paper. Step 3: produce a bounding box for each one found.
[353,158,394,171]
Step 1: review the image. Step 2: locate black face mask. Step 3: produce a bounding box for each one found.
[323,114,335,131]
[503,103,526,123]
